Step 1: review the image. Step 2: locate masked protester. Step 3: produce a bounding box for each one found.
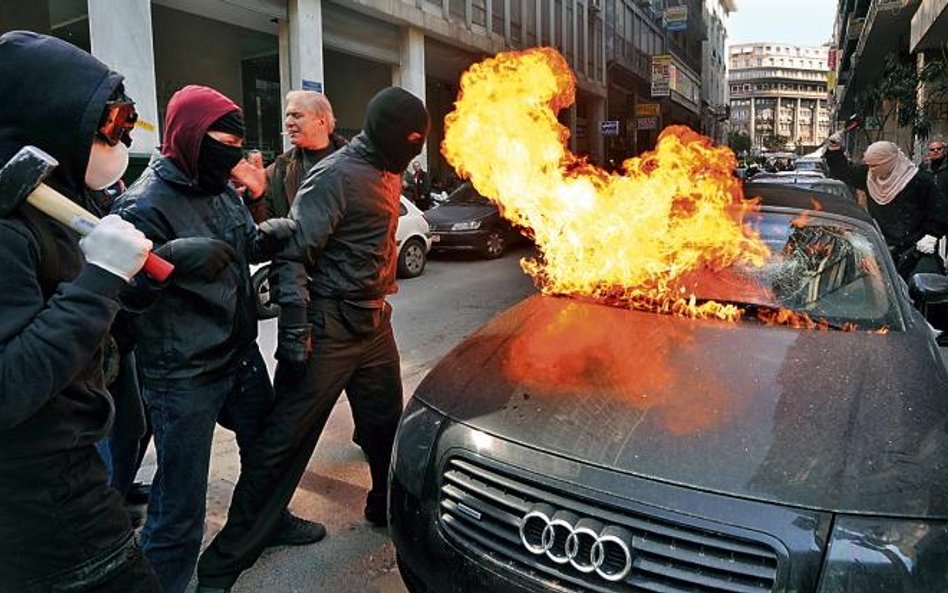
[111,85,323,593]
[0,31,159,592]
[195,86,430,593]
[247,90,348,223]
[825,136,948,279]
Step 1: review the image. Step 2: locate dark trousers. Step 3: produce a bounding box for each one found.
[96,351,149,497]
[0,446,160,593]
[140,346,275,593]
[197,300,404,589]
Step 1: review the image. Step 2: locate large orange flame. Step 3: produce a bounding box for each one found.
[443,47,769,321]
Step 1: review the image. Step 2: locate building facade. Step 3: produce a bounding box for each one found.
[727,42,831,153]
[830,0,947,157]
[0,0,609,183]
[700,0,735,143]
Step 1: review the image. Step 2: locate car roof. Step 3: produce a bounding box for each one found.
[744,182,871,223]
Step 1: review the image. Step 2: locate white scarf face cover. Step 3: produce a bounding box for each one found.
[863,141,917,205]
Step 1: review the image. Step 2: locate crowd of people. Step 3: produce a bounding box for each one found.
[0,30,429,593]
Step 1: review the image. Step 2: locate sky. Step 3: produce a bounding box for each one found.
[727,0,838,48]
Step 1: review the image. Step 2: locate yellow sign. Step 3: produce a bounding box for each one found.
[635,103,662,117]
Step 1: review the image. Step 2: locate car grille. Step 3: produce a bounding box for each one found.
[439,457,782,593]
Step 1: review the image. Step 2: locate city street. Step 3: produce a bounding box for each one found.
[137,246,538,593]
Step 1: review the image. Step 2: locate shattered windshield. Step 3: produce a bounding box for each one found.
[684,210,900,331]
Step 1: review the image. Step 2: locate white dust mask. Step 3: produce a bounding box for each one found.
[85,139,129,190]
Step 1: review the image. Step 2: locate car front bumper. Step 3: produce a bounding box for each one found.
[390,409,831,593]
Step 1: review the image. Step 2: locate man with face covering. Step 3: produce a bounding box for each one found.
[111,85,324,593]
[195,86,429,592]
[0,31,159,592]
[826,135,948,278]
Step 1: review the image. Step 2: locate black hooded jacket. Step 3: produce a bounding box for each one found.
[0,32,129,461]
[112,86,274,385]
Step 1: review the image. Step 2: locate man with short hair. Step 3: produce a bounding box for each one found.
[923,135,948,196]
[248,90,347,222]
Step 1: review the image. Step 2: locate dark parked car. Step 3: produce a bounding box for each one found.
[746,174,857,202]
[390,184,948,593]
[425,182,524,259]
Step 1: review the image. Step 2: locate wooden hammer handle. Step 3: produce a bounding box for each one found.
[28,184,174,282]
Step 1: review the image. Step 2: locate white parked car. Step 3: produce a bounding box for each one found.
[396,195,433,279]
[252,195,431,319]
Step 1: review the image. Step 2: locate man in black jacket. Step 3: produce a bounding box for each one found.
[923,135,947,196]
[112,85,323,593]
[248,90,347,222]
[0,31,159,592]
[196,86,429,593]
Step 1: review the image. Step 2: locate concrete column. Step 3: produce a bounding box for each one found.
[793,97,801,147]
[590,94,605,165]
[775,96,781,141]
[749,97,756,146]
[88,0,160,156]
[287,0,324,92]
[394,26,428,168]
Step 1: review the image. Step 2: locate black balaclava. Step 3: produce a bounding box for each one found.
[197,110,245,194]
[363,87,429,173]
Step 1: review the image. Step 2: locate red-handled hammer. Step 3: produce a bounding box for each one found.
[0,145,173,282]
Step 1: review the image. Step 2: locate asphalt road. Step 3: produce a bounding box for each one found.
[137,245,538,593]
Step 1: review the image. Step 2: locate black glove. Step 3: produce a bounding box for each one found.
[156,237,238,281]
[257,218,298,258]
[275,307,312,376]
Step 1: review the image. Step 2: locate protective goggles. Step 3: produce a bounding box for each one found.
[97,96,138,147]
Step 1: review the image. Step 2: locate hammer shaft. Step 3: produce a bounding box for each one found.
[30,184,173,282]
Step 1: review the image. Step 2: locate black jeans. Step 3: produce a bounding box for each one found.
[197,299,404,589]
[0,446,160,593]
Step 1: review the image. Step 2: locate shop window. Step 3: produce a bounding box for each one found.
[1,0,90,51]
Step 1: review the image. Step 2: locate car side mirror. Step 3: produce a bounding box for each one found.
[908,273,948,305]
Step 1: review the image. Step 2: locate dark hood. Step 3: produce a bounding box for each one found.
[160,85,240,184]
[363,86,429,173]
[415,295,948,518]
[0,31,124,198]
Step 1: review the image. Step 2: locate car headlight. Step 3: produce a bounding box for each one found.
[816,516,948,592]
[391,397,445,497]
[451,220,482,231]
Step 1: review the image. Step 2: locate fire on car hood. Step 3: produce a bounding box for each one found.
[414,295,948,519]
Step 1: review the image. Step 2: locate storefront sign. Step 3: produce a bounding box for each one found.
[635,103,662,117]
[636,116,659,130]
[601,120,620,136]
[663,6,688,32]
[651,55,672,97]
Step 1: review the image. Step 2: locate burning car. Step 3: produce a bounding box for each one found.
[390,183,948,593]
[389,48,948,593]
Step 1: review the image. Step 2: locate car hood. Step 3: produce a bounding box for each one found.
[425,204,496,224]
[415,295,948,518]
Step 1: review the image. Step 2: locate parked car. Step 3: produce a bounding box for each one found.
[425,182,524,259]
[794,156,828,174]
[390,183,948,592]
[746,174,856,202]
[252,196,431,319]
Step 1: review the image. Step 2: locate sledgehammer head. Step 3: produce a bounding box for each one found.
[0,146,58,216]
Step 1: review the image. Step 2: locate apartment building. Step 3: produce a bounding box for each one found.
[727,42,831,152]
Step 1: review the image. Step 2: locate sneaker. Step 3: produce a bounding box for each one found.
[265,514,327,548]
[124,482,151,506]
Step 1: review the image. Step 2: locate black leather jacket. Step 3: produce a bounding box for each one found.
[271,133,402,310]
[113,155,273,385]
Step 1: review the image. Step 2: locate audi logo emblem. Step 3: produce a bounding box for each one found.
[518,503,634,582]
